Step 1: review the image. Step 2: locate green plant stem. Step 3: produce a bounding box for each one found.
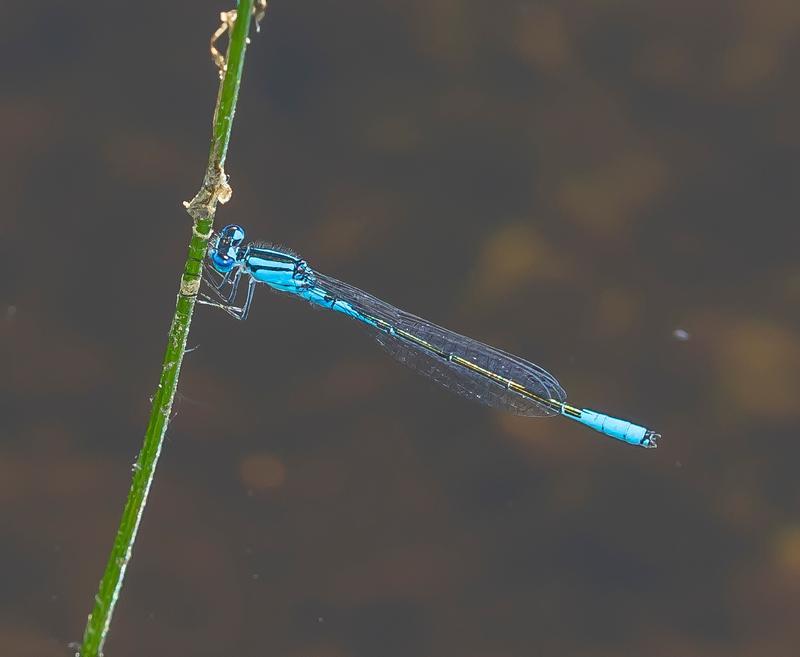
[79,2,257,655]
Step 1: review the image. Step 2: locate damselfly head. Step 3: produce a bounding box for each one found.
[210,224,246,273]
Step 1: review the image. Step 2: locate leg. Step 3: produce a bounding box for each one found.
[202,262,232,303]
[197,294,246,319]
[202,263,242,305]
[239,277,257,321]
[215,266,234,290]
[197,276,257,321]
[221,267,243,303]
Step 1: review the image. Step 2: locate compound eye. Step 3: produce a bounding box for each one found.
[219,224,246,247]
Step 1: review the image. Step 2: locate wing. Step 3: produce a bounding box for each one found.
[313,273,566,416]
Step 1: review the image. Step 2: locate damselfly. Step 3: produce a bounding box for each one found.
[199,225,659,448]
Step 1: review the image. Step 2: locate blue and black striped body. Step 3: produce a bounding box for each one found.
[241,244,382,328]
[206,224,659,448]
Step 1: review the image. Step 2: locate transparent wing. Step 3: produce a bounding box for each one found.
[314,273,566,416]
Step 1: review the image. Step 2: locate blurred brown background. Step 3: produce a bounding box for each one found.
[3,1,800,655]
